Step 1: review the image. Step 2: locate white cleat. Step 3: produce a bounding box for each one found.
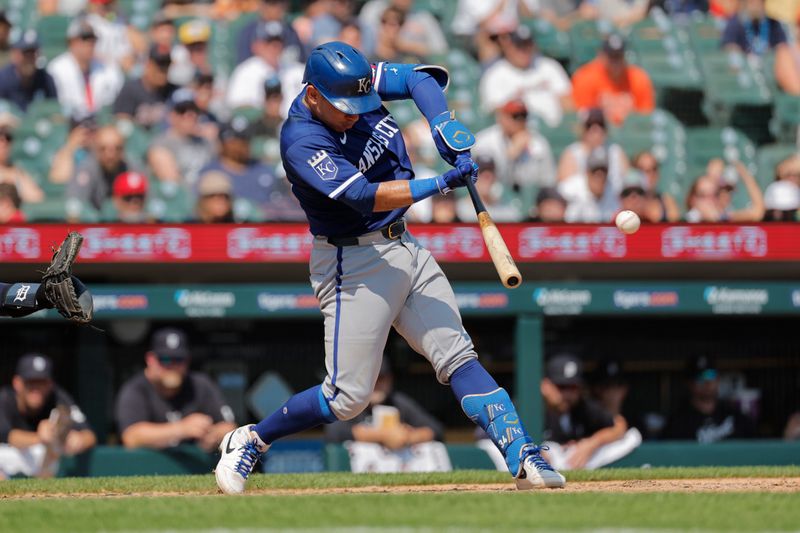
[214,425,269,494]
[515,445,566,490]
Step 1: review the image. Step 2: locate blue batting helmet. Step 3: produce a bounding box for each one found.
[302,41,381,115]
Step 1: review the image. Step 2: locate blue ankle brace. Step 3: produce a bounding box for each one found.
[460,387,533,475]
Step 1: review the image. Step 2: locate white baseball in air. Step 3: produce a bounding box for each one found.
[615,210,641,235]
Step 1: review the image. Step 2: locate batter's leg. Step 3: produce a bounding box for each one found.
[392,235,565,489]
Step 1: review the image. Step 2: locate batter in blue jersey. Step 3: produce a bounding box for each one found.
[215,42,565,494]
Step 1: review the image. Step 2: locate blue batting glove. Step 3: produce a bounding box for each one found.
[436,157,478,194]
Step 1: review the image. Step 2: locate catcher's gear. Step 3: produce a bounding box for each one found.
[41,232,93,324]
[430,110,475,166]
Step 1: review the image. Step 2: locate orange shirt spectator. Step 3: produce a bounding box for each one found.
[572,35,655,125]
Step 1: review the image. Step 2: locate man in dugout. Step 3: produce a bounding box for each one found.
[115,327,236,452]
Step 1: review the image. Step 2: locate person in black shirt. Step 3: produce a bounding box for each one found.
[0,353,95,478]
[663,356,756,443]
[112,45,177,129]
[0,30,57,111]
[115,328,236,452]
[541,353,627,469]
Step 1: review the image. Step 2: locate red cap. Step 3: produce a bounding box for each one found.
[113,172,148,197]
[89,0,114,4]
[500,99,527,114]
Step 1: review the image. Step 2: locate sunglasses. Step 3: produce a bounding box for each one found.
[121,194,145,203]
[0,133,13,142]
[510,112,528,121]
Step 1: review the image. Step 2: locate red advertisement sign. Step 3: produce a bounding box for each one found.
[0,223,796,263]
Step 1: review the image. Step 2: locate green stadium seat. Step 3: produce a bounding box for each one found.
[686,12,723,54]
[523,18,571,65]
[22,198,68,222]
[233,197,266,222]
[755,143,796,189]
[36,15,70,61]
[152,181,194,222]
[251,135,281,166]
[568,20,613,71]
[769,92,800,143]
[25,99,65,122]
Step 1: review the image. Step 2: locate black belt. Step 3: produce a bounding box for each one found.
[326,219,406,246]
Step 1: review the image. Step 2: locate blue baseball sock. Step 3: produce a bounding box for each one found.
[450,359,534,476]
[253,384,337,444]
[450,359,499,399]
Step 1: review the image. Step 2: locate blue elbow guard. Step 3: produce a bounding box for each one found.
[461,387,534,475]
[374,63,449,99]
[430,111,475,153]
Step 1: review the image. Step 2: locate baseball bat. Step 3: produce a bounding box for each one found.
[464,178,522,289]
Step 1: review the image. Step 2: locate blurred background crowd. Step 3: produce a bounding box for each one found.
[0,0,798,225]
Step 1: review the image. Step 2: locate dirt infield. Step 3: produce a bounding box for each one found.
[3,477,798,500]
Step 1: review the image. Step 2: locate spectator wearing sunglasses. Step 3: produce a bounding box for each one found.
[473,98,556,191]
[112,44,178,129]
[115,328,236,451]
[0,30,58,111]
[48,17,123,116]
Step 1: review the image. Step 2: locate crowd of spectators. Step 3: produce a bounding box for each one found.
[0,0,796,225]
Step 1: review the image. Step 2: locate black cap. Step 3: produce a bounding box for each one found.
[219,117,250,141]
[16,353,54,380]
[148,44,172,67]
[603,34,626,59]
[0,11,10,26]
[583,107,606,129]
[536,186,567,206]
[474,154,495,172]
[69,110,97,130]
[509,25,534,47]
[264,76,282,97]
[587,146,610,172]
[547,353,583,386]
[13,29,40,50]
[194,70,214,86]
[591,360,626,386]
[170,88,198,112]
[688,356,718,382]
[150,328,190,359]
[255,20,284,42]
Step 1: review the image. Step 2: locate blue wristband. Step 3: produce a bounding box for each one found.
[409,177,444,202]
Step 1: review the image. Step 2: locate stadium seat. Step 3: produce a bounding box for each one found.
[251,135,281,166]
[769,92,800,143]
[522,18,571,66]
[755,143,796,189]
[568,19,613,71]
[686,12,724,54]
[25,99,65,122]
[36,15,71,62]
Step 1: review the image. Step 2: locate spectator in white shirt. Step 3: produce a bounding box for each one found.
[226,21,303,116]
[480,25,572,127]
[85,0,145,72]
[557,108,629,191]
[559,145,620,223]
[473,99,556,191]
[47,17,123,116]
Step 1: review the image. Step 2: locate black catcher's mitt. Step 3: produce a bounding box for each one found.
[42,232,93,324]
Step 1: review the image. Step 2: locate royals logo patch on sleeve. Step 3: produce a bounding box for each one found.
[307,150,339,181]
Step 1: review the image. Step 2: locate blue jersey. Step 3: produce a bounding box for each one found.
[280,62,449,238]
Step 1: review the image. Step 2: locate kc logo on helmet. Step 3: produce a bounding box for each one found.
[307,150,338,181]
[357,77,371,94]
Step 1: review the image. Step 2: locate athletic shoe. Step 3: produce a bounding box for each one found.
[214,425,269,494]
[515,444,566,489]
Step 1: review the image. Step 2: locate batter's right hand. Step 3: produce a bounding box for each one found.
[437,157,478,194]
